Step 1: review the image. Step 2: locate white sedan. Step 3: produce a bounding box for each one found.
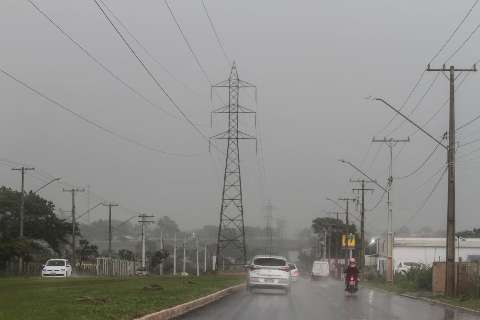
[41,259,72,278]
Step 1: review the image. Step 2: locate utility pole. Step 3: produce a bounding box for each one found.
[63,187,85,272]
[159,231,164,275]
[351,179,374,269]
[211,63,257,269]
[338,197,356,263]
[196,236,200,277]
[102,202,118,258]
[138,214,154,270]
[427,64,477,296]
[204,245,207,273]
[372,137,409,282]
[12,166,35,274]
[183,236,186,274]
[86,185,91,224]
[173,233,177,276]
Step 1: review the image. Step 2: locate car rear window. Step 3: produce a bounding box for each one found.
[46,260,65,266]
[253,258,286,266]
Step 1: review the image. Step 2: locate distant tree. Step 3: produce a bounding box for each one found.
[312,217,358,259]
[150,249,169,269]
[396,226,410,236]
[156,216,180,237]
[78,239,98,263]
[0,187,72,263]
[118,249,135,260]
[457,228,480,238]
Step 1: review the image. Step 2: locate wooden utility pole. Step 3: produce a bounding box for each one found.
[12,166,34,274]
[351,179,374,269]
[372,137,409,282]
[427,64,477,296]
[102,202,118,258]
[63,187,85,272]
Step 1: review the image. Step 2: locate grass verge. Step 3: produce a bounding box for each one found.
[0,275,244,320]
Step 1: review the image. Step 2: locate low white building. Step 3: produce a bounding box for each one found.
[376,237,480,273]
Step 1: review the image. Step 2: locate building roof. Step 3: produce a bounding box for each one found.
[394,237,480,248]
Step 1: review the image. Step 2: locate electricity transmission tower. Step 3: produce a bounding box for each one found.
[372,137,409,282]
[211,62,257,269]
[264,201,274,255]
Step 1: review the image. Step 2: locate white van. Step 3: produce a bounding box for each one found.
[311,260,329,280]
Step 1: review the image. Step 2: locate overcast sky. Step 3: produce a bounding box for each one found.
[1,0,480,237]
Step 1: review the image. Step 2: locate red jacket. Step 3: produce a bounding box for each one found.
[344,265,359,278]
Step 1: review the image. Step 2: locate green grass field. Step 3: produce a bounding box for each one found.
[0,275,244,320]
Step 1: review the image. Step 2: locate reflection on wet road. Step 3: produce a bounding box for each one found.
[181,278,479,320]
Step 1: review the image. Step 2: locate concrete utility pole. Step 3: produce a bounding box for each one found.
[183,237,187,274]
[427,64,477,296]
[204,245,207,273]
[351,180,374,269]
[138,214,154,270]
[196,236,200,276]
[372,137,409,282]
[173,233,177,276]
[159,231,164,275]
[102,202,118,258]
[63,187,85,272]
[12,166,35,274]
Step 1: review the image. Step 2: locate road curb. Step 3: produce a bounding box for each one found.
[135,283,245,320]
[400,293,480,315]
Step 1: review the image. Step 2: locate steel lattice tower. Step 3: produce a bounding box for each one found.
[211,63,256,269]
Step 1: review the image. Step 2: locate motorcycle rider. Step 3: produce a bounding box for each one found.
[344,258,359,290]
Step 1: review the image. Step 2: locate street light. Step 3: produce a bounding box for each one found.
[33,177,61,194]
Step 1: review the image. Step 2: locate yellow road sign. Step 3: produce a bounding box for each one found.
[342,233,356,249]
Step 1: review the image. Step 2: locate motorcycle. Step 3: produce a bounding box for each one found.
[345,275,358,294]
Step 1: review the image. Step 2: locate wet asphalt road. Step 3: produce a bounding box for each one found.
[181,278,480,320]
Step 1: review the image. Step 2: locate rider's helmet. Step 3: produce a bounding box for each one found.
[349,258,356,266]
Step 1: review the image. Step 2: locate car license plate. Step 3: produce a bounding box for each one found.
[265,278,274,283]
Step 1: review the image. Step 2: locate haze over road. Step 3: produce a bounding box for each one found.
[181,278,478,320]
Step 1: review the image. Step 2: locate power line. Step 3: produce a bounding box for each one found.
[26,0,183,122]
[375,0,479,136]
[201,0,230,65]
[164,0,213,85]
[401,167,447,227]
[395,134,446,179]
[457,113,480,131]
[97,0,204,99]
[430,0,480,64]
[0,67,195,157]
[387,72,441,136]
[444,21,480,63]
[93,0,217,152]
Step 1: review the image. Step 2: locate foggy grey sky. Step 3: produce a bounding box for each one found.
[1,0,480,237]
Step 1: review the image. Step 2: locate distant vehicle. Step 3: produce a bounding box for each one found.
[396,262,421,274]
[289,263,299,282]
[135,267,149,276]
[345,274,359,295]
[246,255,291,294]
[41,259,72,278]
[311,260,329,280]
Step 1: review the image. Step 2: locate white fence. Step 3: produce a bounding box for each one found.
[96,257,137,277]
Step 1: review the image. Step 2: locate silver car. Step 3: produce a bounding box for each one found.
[246,255,291,293]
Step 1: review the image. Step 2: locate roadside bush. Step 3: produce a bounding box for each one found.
[395,265,432,291]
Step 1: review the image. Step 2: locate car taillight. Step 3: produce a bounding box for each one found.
[293,271,299,276]
[280,266,289,272]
